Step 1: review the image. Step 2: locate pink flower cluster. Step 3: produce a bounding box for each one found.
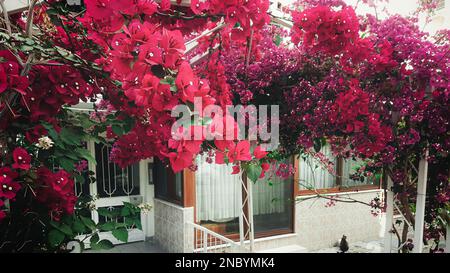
[292,5,359,55]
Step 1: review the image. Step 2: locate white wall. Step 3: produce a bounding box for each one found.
[421,0,450,35]
[3,0,41,14]
[295,190,383,250]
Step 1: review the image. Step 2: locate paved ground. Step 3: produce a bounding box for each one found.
[85,240,166,253]
[310,240,384,253]
[86,236,444,253]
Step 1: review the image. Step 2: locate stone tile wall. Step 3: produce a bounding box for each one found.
[154,199,194,253]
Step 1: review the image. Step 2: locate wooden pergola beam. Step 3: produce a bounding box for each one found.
[2,0,44,14]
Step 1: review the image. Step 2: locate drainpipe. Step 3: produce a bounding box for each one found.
[413,149,429,253]
[384,176,394,253]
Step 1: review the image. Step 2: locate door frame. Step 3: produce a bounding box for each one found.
[85,141,155,244]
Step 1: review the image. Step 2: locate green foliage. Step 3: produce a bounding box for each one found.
[112,228,128,243]
[45,201,143,252]
[274,34,282,46]
[244,163,262,183]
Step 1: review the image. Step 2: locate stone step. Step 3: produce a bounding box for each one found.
[257,245,308,253]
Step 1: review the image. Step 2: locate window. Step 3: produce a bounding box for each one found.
[95,143,140,198]
[252,161,294,234]
[298,145,380,194]
[153,158,183,205]
[195,155,294,238]
[298,145,337,190]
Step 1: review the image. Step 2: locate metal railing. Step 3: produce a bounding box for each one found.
[186,222,246,253]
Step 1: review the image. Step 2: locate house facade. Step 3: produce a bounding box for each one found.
[62,0,386,254]
[72,128,384,252]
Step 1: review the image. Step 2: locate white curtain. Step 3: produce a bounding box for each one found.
[298,145,337,190]
[252,176,288,215]
[195,155,241,222]
[195,155,290,221]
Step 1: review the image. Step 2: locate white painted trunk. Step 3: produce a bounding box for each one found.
[383,176,394,253]
[413,151,429,253]
[446,225,450,253]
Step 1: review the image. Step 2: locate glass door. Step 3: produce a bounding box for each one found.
[88,142,146,244]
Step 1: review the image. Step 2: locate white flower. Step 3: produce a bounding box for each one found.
[36,136,54,150]
[87,201,97,210]
[138,203,153,214]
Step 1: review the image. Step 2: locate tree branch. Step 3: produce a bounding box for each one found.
[26,0,38,38]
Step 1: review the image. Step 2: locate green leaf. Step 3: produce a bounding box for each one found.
[58,223,73,236]
[48,229,65,247]
[74,174,85,184]
[120,206,131,217]
[122,117,135,133]
[91,239,114,250]
[100,222,116,231]
[97,207,113,217]
[111,125,124,136]
[112,228,128,243]
[59,157,75,172]
[98,240,114,250]
[246,164,262,183]
[274,34,282,46]
[76,148,96,164]
[90,233,100,244]
[72,220,86,234]
[80,216,96,231]
[59,128,82,145]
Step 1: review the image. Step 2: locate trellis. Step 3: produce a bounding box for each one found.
[384,150,429,253]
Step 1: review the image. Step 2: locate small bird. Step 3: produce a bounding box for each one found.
[339,235,349,253]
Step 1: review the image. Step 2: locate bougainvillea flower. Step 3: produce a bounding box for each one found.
[84,0,114,20]
[259,162,270,178]
[152,83,179,112]
[0,176,21,200]
[34,167,77,217]
[176,61,199,102]
[51,170,75,195]
[124,74,160,107]
[253,145,268,159]
[215,140,252,164]
[291,5,359,55]
[232,165,241,174]
[12,147,31,170]
[0,167,19,180]
[25,125,48,143]
[191,0,210,15]
[162,151,194,173]
[159,29,185,68]
[0,65,7,93]
[159,0,171,11]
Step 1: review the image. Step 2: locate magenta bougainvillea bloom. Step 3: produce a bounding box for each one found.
[0,176,21,200]
[12,148,31,171]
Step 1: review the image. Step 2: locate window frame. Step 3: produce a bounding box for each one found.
[153,158,184,206]
[295,156,382,196]
[192,157,296,239]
